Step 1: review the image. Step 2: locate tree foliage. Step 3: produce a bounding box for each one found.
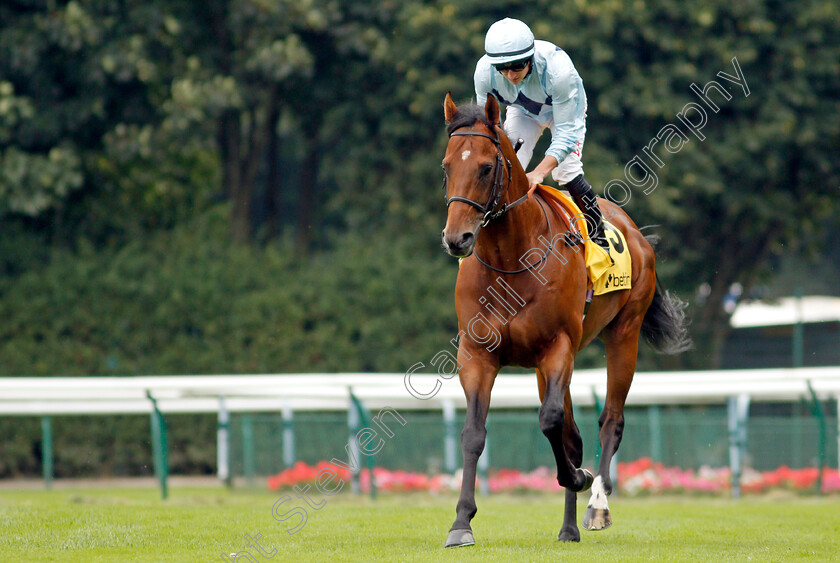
[0,1,838,378]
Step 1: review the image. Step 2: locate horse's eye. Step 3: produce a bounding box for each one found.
[479,164,493,178]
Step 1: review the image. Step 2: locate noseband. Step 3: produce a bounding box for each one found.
[443,126,555,275]
[443,128,530,227]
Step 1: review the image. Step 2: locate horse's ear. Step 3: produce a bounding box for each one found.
[444,92,458,122]
[485,94,500,126]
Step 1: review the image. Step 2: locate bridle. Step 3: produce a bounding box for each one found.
[443,125,554,275]
[443,128,529,227]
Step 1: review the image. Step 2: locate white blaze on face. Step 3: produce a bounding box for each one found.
[461,150,471,161]
[588,475,609,509]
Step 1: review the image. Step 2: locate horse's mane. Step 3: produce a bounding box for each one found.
[446,102,494,136]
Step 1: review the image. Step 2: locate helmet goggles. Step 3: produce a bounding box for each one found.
[493,58,531,73]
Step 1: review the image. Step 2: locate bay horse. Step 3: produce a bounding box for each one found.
[440,93,690,547]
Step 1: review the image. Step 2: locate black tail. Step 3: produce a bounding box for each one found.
[641,278,692,354]
[639,231,691,354]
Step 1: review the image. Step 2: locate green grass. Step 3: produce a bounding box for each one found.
[1,486,839,562]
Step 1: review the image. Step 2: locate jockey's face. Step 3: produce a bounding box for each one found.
[496,59,530,85]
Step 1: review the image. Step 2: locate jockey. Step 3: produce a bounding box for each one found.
[475,17,609,251]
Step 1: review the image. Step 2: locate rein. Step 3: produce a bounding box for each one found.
[444,126,554,275]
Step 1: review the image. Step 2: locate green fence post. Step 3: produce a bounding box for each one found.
[347,394,361,495]
[648,405,662,463]
[146,391,168,500]
[805,381,826,495]
[242,413,255,487]
[442,399,458,474]
[348,388,377,500]
[41,415,53,490]
[727,396,739,498]
[592,387,603,465]
[282,404,295,469]
[217,397,232,489]
[727,394,750,499]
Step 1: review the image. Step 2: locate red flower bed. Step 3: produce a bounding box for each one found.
[617,458,840,495]
[267,459,840,495]
[741,465,840,494]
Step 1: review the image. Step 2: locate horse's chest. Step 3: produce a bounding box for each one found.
[500,299,579,365]
[455,268,584,365]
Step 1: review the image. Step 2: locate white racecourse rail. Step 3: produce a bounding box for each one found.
[1,367,839,415]
[2,367,839,489]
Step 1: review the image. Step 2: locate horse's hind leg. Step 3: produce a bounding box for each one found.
[583,322,641,531]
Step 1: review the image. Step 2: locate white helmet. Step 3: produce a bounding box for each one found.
[484,18,535,65]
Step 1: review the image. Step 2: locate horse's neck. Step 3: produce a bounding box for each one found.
[478,180,546,262]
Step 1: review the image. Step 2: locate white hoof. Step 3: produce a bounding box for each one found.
[583,507,612,530]
[583,475,612,531]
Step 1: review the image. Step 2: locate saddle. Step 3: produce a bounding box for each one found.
[535,185,631,297]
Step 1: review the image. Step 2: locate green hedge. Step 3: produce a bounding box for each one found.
[0,206,462,476]
[0,206,459,377]
[0,414,216,478]
[0,205,618,477]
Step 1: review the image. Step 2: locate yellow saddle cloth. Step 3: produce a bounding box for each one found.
[535,185,632,296]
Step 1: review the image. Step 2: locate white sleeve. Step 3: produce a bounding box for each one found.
[544,53,587,163]
[474,57,492,107]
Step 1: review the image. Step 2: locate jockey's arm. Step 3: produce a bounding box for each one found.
[525,155,558,191]
[473,59,491,107]
[544,52,587,173]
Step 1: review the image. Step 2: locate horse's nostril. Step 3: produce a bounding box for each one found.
[442,230,475,256]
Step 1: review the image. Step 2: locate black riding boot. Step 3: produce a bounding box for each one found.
[565,174,610,252]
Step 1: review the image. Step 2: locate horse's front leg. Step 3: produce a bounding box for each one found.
[540,335,592,528]
[445,362,497,548]
[539,337,594,540]
[558,389,587,542]
[538,367,587,542]
[540,337,593,492]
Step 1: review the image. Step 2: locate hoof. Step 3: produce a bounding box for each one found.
[558,527,580,542]
[582,507,612,531]
[579,468,594,492]
[445,529,475,548]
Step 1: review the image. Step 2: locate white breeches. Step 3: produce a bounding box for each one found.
[503,105,584,185]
